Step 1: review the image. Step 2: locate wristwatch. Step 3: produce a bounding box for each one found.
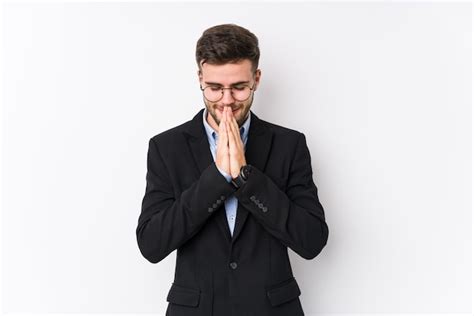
[231,165,252,189]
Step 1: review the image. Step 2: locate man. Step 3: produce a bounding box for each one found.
[136,24,329,316]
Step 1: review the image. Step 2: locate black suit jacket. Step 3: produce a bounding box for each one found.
[136,109,329,316]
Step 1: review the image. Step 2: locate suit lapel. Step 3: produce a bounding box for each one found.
[184,108,274,243]
[185,109,232,241]
[186,109,214,176]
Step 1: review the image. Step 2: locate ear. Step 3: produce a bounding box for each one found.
[253,69,262,91]
[197,69,203,86]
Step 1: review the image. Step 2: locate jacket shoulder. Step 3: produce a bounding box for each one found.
[149,118,194,146]
[259,118,303,140]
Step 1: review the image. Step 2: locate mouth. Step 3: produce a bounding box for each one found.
[217,107,240,115]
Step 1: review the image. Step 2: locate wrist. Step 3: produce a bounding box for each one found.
[216,163,232,183]
[231,165,252,189]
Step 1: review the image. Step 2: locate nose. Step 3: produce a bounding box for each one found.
[220,88,235,106]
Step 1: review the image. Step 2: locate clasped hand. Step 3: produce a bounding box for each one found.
[215,107,247,179]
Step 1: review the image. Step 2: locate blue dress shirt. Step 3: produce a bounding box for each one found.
[202,108,251,236]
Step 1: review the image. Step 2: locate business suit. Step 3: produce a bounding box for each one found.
[136,108,329,316]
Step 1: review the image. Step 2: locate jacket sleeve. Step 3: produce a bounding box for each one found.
[136,137,236,264]
[234,133,329,260]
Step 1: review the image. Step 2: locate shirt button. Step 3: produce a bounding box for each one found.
[229,262,238,270]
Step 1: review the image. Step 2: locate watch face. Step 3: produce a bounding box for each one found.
[242,165,252,178]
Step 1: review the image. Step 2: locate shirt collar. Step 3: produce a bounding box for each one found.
[202,108,251,145]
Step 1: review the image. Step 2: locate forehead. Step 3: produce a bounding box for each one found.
[200,59,253,85]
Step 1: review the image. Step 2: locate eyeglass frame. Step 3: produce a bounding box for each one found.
[199,81,257,102]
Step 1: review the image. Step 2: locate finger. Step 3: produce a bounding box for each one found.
[221,117,229,148]
[229,111,239,130]
[225,108,235,138]
[217,111,225,145]
[222,107,227,124]
[225,116,234,143]
[227,119,239,154]
[224,106,229,122]
[231,116,242,147]
[225,108,234,137]
[226,108,236,133]
[218,109,225,133]
[227,110,243,149]
[218,109,229,151]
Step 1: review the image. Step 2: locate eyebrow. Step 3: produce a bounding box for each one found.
[204,81,250,86]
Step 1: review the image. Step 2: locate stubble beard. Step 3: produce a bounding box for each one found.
[206,95,254,127]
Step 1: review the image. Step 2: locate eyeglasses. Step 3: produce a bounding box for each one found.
[200,83,256,102]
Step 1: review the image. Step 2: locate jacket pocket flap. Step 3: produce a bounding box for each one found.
[266,277,301,306]
[166,283,200,307]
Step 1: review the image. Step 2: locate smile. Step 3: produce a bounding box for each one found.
[217,107,240,113]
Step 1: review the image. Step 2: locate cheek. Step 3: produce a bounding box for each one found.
[214,107,225,118]
[241,101,251,110]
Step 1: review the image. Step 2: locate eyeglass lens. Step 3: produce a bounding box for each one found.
[203,86,252,102]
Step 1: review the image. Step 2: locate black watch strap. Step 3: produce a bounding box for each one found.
[231,175,245,189]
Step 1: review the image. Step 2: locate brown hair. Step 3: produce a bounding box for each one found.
[196,24,260,72]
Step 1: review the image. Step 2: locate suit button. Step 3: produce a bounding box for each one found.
[258,203,263,208]
[229,262,238,270]
[262,207,268,212]
[208,207,213,213]
[250,196,256,201]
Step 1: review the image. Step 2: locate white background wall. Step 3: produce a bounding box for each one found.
[2,1,471,315]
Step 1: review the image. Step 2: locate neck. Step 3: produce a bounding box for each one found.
[206,112,219,133]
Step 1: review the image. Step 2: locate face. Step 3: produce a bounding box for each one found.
[198,59,261,129]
